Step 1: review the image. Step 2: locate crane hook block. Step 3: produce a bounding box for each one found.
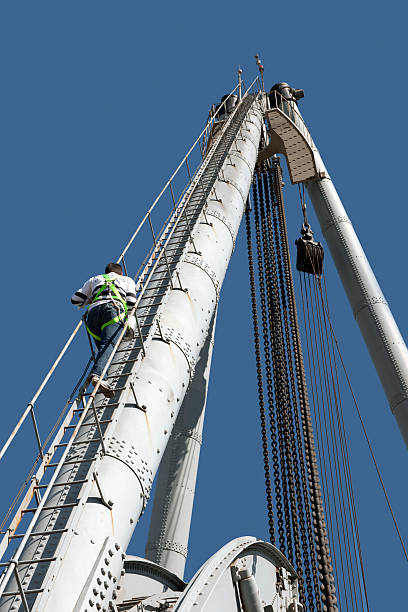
[295,224,324,275]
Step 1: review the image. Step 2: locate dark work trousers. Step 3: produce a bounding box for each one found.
[86,303,124,377]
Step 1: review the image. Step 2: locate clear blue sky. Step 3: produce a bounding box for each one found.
[1,1,407,608]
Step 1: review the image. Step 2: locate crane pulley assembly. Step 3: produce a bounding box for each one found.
[1,74,408,612]
[295,223,324,276]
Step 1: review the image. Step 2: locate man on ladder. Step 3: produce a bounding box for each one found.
[71,263,137,397]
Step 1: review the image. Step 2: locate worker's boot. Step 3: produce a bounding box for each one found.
[91,375,114,398]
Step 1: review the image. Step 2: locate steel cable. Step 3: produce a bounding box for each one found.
[295,193,371,612]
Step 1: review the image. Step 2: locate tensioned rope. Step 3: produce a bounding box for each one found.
[297,183,407,571]
[299,271,369,611]
[294,180,408,609]
[317,273,408,565]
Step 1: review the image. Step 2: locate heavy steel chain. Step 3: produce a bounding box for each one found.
[267,165,318,611]
[245,199,275,545]
[256,168,297,570]
[262,167,309,607]
[252,176,286,550]
[272,159,338,611]
[247,154,340,611]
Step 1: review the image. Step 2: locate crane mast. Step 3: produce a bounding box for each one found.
[0,74,407,612]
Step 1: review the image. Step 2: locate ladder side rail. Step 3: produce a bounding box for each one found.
[9,89,261,612]
[85,84,260,407]
[117,83,241,264]
[0,81,260,609]
[0,385,107,596]
[0,85,245,571]
[0,320,83,463]
[133,83,259,298]
[0,92,237,580]
[0,393,85,560]
[0,82,244,467]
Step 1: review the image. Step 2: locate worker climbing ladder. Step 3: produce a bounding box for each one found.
[0,80,263,612]
[1,67,407,612]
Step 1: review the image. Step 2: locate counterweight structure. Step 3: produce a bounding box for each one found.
[0,77,407,612]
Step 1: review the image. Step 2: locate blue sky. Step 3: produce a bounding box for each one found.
[1,1,407,608]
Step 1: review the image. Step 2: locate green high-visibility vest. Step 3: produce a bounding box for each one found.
[86,274,128,341]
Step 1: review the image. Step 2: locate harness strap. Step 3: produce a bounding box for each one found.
[86,274,128,341]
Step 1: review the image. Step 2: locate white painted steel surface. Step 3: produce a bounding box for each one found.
[306,164,408,447]
[171,537,298,612]
[145,312,216,579]
[264,90,408,447]
[0,97,262,612]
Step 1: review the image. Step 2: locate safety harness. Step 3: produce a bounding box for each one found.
[86,274,128,341]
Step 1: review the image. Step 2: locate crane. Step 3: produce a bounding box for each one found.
[0,69,406,611]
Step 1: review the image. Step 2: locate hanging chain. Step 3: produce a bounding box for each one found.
[247,154,340,611]
[252,176,286,549]
[272,159,338,611]
[257,168,300,573]
[245,199,275,545]
[263,167,313,607]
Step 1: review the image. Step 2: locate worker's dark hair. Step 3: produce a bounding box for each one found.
[105,262,123,275]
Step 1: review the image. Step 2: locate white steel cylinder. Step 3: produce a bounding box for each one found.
[238,568,264,612]
[306,175,408,447]
[19,97,263,612]
[145,312,216,578]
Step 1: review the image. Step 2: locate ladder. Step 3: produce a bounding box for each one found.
[0,87,260,612]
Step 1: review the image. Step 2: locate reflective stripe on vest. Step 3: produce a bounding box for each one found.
[86,274,128,341]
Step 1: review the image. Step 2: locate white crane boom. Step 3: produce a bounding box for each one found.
[264,83,408,448]
[1,77,406,612]
[0,88,265,612]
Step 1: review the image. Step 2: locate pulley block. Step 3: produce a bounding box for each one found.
[295,224,324,275]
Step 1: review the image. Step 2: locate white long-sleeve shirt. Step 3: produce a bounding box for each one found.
[71,272,137,312]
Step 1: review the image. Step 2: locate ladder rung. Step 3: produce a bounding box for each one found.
[139,298,168,304]
[139,291,169,300]
[137,305,162,313]
[115,347,141,354]
[142,281,171,290]
[0,557,57,568]
[162,245,184,253]
[9,528,68,539]
[90,418,113,427]
[134,312,156,320]
[46,457,96,468]
[82,386,127,396]
[2,588,44,596]
[113,358,140,366]
[21,502,78,515]
[35,479,88,490]
[55,439,100,449]
[42,502,79,511]
[106,372,132,380]
[64,419,112,431]
[144,276,174,285]
[74,400,120,408]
